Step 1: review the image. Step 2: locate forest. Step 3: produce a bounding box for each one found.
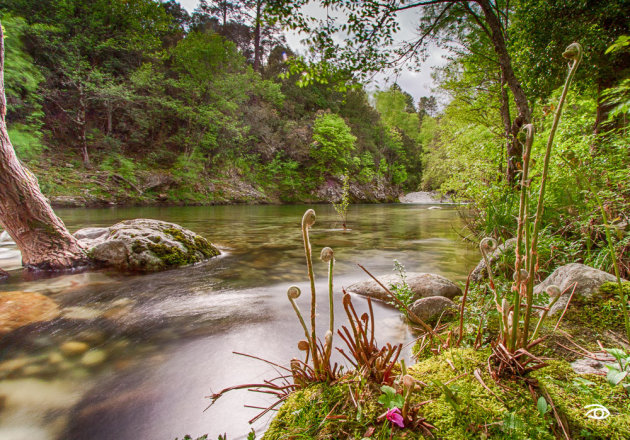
[0,0,629,439]
[1,0,429,205]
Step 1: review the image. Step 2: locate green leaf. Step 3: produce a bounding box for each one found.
[605,348,627,361]
[607,369,628,386]
[537,396,549,415]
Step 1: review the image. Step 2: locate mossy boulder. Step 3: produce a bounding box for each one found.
[75,219,219,272]
[534,263,625,316]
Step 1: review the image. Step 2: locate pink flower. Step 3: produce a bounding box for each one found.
[386,407,404,428]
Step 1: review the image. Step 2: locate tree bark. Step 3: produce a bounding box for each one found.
[499,71,511,179]
[77,86,91,168]
[253,0,262,71]
[0,20,89,271]
[475,0,532,185]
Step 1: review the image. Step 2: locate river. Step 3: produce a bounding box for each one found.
[0,204,478,440]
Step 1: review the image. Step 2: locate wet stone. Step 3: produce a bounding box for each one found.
[60,341,90,357]
[80,350,107,368]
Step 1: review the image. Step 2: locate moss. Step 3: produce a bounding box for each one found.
[131,240,146,253]
[599,281,630,297]
[163,227,219,258]
[264,349,630,439]
[146,242,198,267]
[533,360,630,439]
[562,281,630,333]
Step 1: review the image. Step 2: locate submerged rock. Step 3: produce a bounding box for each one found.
[61,306,103,321]
[0,268,7,282]
[75,219,220,272]
[534,263,624,316]
[80,349,107,367]
[0,291,60,335]
[346,272,461,302]
[409,296,457,323]
[60,341,90,357]
[470,238,516,282]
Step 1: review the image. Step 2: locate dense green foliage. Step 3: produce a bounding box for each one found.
[0,0,432,204]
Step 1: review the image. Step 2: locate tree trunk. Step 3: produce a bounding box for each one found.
[106,100,113,135]
[253,0,262,71]
[499,71,511,180]
[0,20,89,271]
[77,87,91,168]
[476,0,532,185]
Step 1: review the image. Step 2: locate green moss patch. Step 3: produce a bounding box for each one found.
[264,348,630,439]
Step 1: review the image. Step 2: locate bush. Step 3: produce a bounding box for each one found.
[311,112,357,177]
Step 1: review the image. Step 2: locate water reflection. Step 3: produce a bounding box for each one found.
[0,204,477,439]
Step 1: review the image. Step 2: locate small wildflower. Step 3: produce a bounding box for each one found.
[386,407,404,428]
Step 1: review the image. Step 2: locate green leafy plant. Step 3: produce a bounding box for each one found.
[605,348,630,392]
[378,385,404,409]
[332,171,350,230]
[388,260,414,313]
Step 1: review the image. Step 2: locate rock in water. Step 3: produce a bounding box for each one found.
[75,219,220,272]
[534,263,625,315]
[60,341,90,356]
[0,268,8,282]
[409,296,457,324]
[346,272,461,302]
[0,291,60,335]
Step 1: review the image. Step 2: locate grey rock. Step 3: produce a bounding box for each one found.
[75,219,220,272]
[73,227,109,248]
[571,354,616,375]
[399,191,453,204]
[535,263,625,316]
[409,296,457,323]
[49,195,87,208]
[470,238,517,282]
[346,272,461,302]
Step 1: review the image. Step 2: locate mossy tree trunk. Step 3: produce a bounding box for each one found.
[0,21,88,271]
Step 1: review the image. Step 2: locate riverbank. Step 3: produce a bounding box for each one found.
[32,160,402,208]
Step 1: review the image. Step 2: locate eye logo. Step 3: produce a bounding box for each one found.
[584,404,610,420]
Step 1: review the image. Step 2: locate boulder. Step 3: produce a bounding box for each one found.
[399,191,452,204]
[49,195,87,208]
[346,272,461,303]
[470,238,517,282]
[0,291,60,335]
[534,263,625,316]
[75,219,220,272]
[409,296,457,324]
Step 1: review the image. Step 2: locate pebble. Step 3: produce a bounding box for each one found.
[60,341,90,356]
[0,358,30,374]
[48,352,64,365]
[21,365,44,377]
[61,306,102,321]
[80,350,107,367]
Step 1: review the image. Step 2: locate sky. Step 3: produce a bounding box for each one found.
[177,0,448,105]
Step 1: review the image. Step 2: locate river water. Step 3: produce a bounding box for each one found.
[0,204,478,440]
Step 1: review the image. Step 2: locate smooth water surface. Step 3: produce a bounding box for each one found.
[0,204,478,439]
